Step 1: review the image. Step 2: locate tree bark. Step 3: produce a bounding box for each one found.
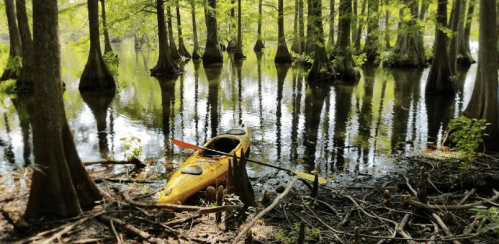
[15,0,34,93]
[291,0,300,53]
[167,4,181,60]
[79,0,115,92]
[458,0,476,65]
[203,0,223,64]
[191,0,201,59]
[328,0,335,47]
[1,0,22,81]
[275,0,292,63]
[308,0,332,82]
[254,0,264,52]
[391,0,427,68]
[425,0,455,95]
[100,0,113,54]
[227,0,236,52]
[151,0,181,76]
[448,0,462,74]
[384,0,390,48]
[234,0,245,59]
[298,0,305,54]
[363,0,379,62]
[462,0,499,151]
[26,0,102,219]
[335,0,359,81]
[176,3,191,59]
[354,0,367,51]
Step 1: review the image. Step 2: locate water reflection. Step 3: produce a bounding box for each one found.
[81,91,116,159]
[156,75,178,157]
[12,96,33,166]
[0,43,480,183]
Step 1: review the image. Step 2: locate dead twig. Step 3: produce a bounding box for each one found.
[232,176,300,244]
[110,220,123,244]
[98,215,164,244]
[304,196,339,215]
[457,188,476,205]
[396,214,416,244]
[405,189,499,211]
[83,158,146,168]
[404,175,417,196]
[432,213,461,244]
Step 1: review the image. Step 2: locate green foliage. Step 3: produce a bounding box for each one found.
[352,53,367,66]
[0,79,17,94]
[5,56,22,76]
[275,222,321,244]
[103,51,120,77]
[447,116,489,162]
[471,207,499,235]
[120,136,144,161]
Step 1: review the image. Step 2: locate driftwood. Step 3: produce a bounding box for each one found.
[121,189,240,214]
[405,189,499,210]
[232,175,300,244]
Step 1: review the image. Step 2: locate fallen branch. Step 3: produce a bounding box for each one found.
[232,175,300,244]
[457,188,476,205]
[43,215,95,244]
[121,189,240,214]
[405,189,499,211]
[432,213,461,244]
[98,215,163,244]
[93,178,159,184]
[396,214,416,244]
[83,158,146,168]
[304,196,339,215]
[0,193,28,203]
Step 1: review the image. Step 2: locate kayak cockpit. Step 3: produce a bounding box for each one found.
[201,137,241,157]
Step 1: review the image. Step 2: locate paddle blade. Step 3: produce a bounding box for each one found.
[292,170,328,184]
[171,138,202,150]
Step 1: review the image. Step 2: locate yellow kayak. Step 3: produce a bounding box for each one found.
[158,125,250,205]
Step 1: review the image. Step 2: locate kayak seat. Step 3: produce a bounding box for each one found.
[181,166,203,175]
[204,138,240,157]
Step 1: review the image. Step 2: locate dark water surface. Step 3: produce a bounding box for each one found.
[0,41,477,187]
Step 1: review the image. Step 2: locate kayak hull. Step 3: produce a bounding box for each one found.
[158,126,250,205]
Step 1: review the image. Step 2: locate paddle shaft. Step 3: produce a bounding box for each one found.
[199,146,293,173]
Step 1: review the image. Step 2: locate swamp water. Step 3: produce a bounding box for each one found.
[0,41,478,189]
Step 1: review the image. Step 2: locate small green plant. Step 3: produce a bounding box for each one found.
[471,207,499,235]
[120,136,143,161]
[275,222,321,244]
[447,116,489,162]
[5,56,22,76]
[103,51,119,77]
[0,79,17,94]
[352,53,367,66]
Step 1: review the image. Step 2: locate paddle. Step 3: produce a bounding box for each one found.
[171,138,327,184]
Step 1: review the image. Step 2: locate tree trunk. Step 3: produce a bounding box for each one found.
[328,0,335,47]
[254,0,264,52]
[308,0,332,82]
[167,4,181,60]
[352,0,358,44]
[354,0,367,51]
[335,0,359,81]
[203,0,223,64]
[384,0,390,48]
[425,0,455,95]
[79,0,115,92]
[462,0,499,151]
[176,3,191,59]
[291,0,300,53]
[1,0,22,81]
[305,0,315,55]
[298,0,305,54]
[234,0,245,59]
[100,0,113,54]
[274,0,292,63]
[391,0,427,68]
[458,0,476,65]
[26,0,102,218]
[16,0,34,93]
[227,0,236,52]
[150,0,181,76]
[191,0,201,59]
[363,0,379,62]
[448,0,462,75]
